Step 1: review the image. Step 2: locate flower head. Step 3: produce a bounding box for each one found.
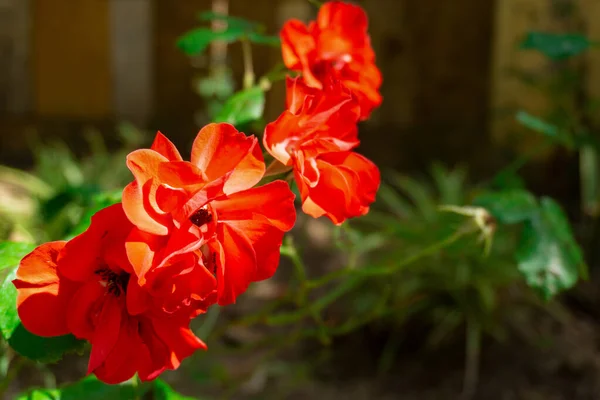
[280,1,382,119]
[13,204,213,384]
[122,124,297,305]
[264,77,380,224]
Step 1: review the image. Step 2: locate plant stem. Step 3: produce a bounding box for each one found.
[241,38,255,89]
[354,228,472,277]
[462,317,481,400]
[0,356,26,398]
[280,236,331,343]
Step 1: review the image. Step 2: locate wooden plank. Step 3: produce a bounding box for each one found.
[109,0,153,125]
[33,0,111,117]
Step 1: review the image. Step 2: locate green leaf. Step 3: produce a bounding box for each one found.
[16,376,137,400]
[198,11,259,31]
[0,241,85,362]
[515,111,574,148]
[197,12,279,47]
[17,377,199,400]
[516,197,585,300]
[213,86,265,126]
[473,189,538,224]
[520,31,592,60]
[248,32,281,47]
[0,242,35,340]
[177,27,244,56]
[153,379,197,400]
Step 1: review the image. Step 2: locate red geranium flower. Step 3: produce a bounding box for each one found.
[122,123,297,305]
[280,0,382,120]
[264,77,380,225]
[13,204,214,384]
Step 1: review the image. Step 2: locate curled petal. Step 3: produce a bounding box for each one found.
[212,181,296,232]
[150,316,207,370]
[151,131,183,162]
[191,123,265,195]
[13,241,78,337]
[280,20,320,88]
[296,151,380,224]
[123,149,172,235]
[123,181,169,236]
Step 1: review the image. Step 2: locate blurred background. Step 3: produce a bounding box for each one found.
[2,0,600,399]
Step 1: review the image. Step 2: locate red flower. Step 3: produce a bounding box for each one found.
[280,0,382,120]
[122,123,297,305]
[13,204,214,384]
[264,77,380,225]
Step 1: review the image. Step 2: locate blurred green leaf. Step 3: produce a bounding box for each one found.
[520,31,592,60]
[16,376,137,400]
[515,111,574,148]
[388,173,438,221]
[0,242,35,340]
[516,197,585,300]
[474,189,538,224]
[153,379,197,400]
[177,27,244,56]
[16,376,198,400]
[0,242,85,362]
[213,86,265,126]
[248,32,281,46]
[198,11,259,31]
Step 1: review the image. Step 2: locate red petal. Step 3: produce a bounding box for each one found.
[222,220,285,282]
[123,149,172,235]
[125,228,164,284]
[13,241,78,337]
[150,316,206,370]
[191,123,265,194]
[151,131,183,162]
[93,318,140,384]
[122,181,169,236]
[317,1,369,49]
[59,204,133,282]
[212,181,296,232]
[67,280,105,340]
[280,20,321,88]
[87,296,123,375]
[126,277,151,315]
[298,151,380,224]
[215,223,257,305]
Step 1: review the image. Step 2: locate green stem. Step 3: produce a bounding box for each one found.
[241,38,255,89]
[280,236,331,343]
[267,228,472,327]
[0,356,26,397]
[462,317,481,400]
[353,228,471,277]
[280,236,307,293]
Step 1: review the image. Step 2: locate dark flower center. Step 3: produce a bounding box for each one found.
[190,208,213,227]
[95,268,130,297]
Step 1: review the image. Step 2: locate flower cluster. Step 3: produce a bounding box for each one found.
[12,0,381,385]
[269,1,381,224]
[14,125,296,383]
